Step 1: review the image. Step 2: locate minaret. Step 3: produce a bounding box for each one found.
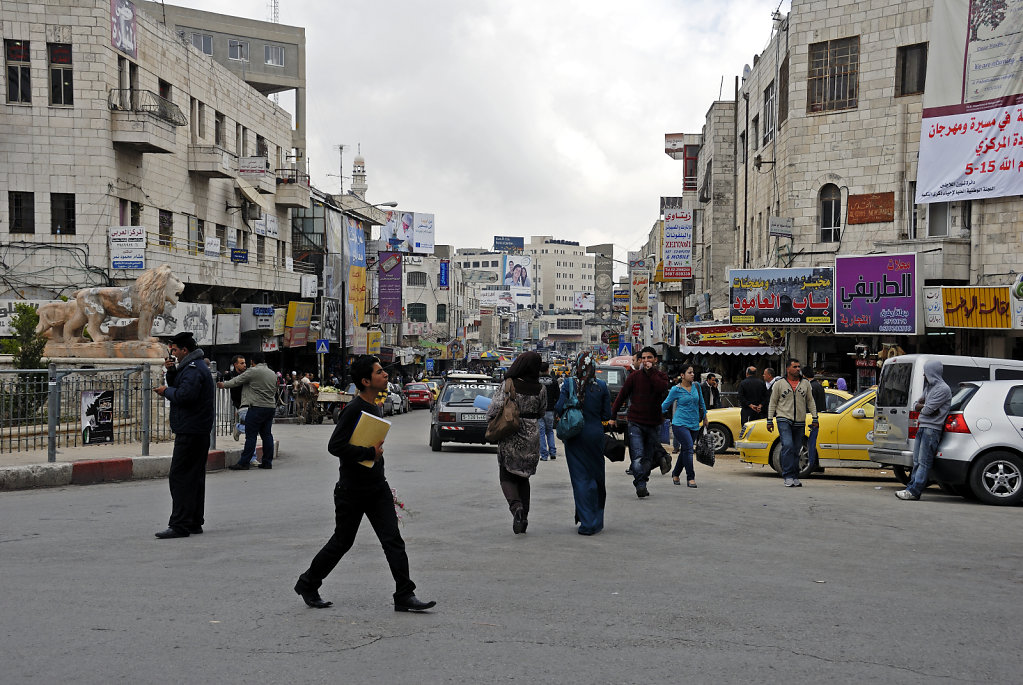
[351,153,368,199]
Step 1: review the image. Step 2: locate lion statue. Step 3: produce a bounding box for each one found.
[34,300,79,342]
[64,265,185,343]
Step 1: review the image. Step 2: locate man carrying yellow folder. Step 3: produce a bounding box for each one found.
[293,355,436,613]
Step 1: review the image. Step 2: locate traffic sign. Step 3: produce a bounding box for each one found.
[631,323,642,337]
[618,342,633,356]
[315,339,329,354]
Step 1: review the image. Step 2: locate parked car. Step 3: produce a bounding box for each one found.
[869,354,1023,483]
[429,373,501,451]
[391,382,409,413]
[595,364,631,431]
[737,389,874,477]
[404,382,434,409]
[705,387,851,454]
[929,380,1023,505]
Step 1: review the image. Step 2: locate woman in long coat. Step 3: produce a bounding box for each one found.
[554,352,612,536]
[486,351,546,534]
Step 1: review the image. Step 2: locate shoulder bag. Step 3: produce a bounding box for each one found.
[486,379,521,442]
[556,377,585,440]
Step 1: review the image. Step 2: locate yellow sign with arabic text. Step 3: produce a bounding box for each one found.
[348,266,366,326]
[285,301,314,328]
[941,286,1011,329]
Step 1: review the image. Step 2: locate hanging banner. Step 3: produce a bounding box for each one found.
[835,254,917,334]
[587,243,614,315]
[729,268,834,325]
[439,260,450,290]
[321,297,341,343]
[663,209,693,279]
[378,252,403,324]
[631,270,650,315]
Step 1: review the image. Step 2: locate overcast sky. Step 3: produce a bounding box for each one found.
[164,0,789,261]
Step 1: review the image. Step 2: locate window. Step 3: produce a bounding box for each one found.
[158,79,172,102]
[896,43,927,96]
[407,303,427,322]
[683,145,700,191]
[235,122,243,154]
[131,201,141,226]
[265,44,285,66]
[197,101,205,139]
[8,191,34,233]
[48,43,73,106]
[191,33,213,56]
[257,234,265,263]
[215,111,225,146]
[819,184,842,242]
[437,304,447,323]
[1006,387,1023,417]
[228,39,248,61]
[907,181,919,238]
[6,40,31,104]
[751,115,759,150]
[256,134,268,158]
[50,193,75,234]
[763,81,775,145]
[738,131,746,164]
[158,209,173,247]
[808,37,859,112]
[928,202,949,237]
[406,272,427,287]
[216,223,226,251]
[472,261,480,268]
[778,55,789,124]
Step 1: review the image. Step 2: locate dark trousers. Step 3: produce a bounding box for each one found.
[498,463,531,514]
[168,432,209,533]
[300,483,416,600]
[740,407,764,426]
[238,405,275,465]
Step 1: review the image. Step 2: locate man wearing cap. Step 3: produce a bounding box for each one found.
[154,331,215,539]
[220,353,278,470]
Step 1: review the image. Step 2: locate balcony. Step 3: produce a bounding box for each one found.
[238,157,276,193]
[108,89,186,154]
[187,145,238,178]
[874,236,971,283]
[274,168,311,209]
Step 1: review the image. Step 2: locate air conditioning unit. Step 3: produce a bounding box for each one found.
[244,202,262,221]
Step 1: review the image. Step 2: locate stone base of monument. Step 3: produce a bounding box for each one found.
[43,340,170,359]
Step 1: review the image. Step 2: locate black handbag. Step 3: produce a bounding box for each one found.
[603,433,627,462]
[695,429,716,467]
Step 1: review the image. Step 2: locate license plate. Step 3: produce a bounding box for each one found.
[462,413,487,421]
[874,421,889,435]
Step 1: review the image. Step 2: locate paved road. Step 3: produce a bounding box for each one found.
[2,408,1020,683]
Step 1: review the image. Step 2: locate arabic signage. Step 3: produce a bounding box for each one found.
[238,156,268,176]
[284,301,314,348]
[847,192,895,225]
[835,254,916,334]
[110,0,137,59]
[631,270,650,315]
[662,210,693,279]
[378,252,403,324]
[367,330,382,355]
[768,217,793,239]
[231,249,248,263]
[940,286,1013,329]
[439,260,450,290]
[413,212,435,255]
[240,304,275,332]
[683,325,784,348]
[493,236,524,253]
[573,292,595,311]
[916,0,1023,203]
[729,268,834,325]
[588,243,614,315]
[613,288,630,312]
[109,226,146,270]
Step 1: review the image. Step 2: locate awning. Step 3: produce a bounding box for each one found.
[678,345,777,356]
[236,178,271,212]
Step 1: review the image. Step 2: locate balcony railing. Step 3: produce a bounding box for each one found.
[275,168,310,187]
[108,89,187,127]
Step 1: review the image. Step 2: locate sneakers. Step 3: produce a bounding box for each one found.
[250,457,259,466]
[540,456,549,461]
[895,489,919,500]
[232,423,242,441]
[783,477,803,487]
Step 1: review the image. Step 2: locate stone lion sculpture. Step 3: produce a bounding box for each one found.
[64,264,185,343]
[34,300,79,342]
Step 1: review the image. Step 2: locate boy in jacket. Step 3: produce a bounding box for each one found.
[766,358,818,488]
[896,359,951,501]
[611,346,670,498]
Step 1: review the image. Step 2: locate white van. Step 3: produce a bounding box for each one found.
[869,354,1023,482]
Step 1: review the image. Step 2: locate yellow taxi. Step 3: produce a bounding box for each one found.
[736,388,876,477]
[425,380,441,401]
[705,388,851,453]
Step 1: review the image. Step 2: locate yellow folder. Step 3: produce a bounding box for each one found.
[351,411,391,467]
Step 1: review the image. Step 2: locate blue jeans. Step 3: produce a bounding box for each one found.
[628,422,661,489]
[538,411,557,459]
[777,419,804,479]
[670,425,698,481]
[806,422,819,470]
[239,406,275,466]
[906,426,942,497]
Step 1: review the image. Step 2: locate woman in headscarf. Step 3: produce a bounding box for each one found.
[836,377,848,391]
[486,351,546,534]
[554,351,612,535]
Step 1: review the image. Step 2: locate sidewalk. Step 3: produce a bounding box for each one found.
[0,437,280,491]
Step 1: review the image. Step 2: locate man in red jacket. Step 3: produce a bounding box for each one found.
[611,346,670,498]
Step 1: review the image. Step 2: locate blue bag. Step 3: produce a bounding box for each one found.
[556,377,585,440]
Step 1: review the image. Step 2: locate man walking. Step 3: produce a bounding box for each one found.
[221,354,247,444]
[538,361,560,461]
[766,358,818,487]
[803,367,827,473]
[737,366,767,426]
[897,360,951,501]
[294,355,436,613]
[701,373,721,410]
[611,346,670,498]
[763,367,778,390]
[153,332,215,539]
[221,353,278,470]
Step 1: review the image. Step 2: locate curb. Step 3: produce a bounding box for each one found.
[0,439,281,492]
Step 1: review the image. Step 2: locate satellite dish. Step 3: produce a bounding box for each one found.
[742,64,751,82]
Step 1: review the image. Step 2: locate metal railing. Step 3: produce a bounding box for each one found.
[275,168,310,187]
[108,88,188,127]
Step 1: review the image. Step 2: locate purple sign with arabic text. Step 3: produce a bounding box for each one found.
[729,268,834,325]
[378,252,403,324]
[835,253,916,334]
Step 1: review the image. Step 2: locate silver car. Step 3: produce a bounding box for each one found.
[932,380,1023,505]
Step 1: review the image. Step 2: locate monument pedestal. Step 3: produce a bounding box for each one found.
[43,340,169,360]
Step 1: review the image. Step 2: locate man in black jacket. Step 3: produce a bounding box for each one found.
[294,355,436,613]
[701,373,721,410]
[803,367,827,472]
[538,362,560,461]
[737,366,767,426]
[154,331,215,539]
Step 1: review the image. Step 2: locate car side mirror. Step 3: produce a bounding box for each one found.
[851,405,875,419]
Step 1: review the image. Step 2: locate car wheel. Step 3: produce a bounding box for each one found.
[768,440,810,477]
[429,427,442,452]
[705,424,731,454]
[768,441,783,475]
[893,466,912,485]
[968,451,1023,506]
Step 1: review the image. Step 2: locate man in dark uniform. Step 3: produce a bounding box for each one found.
[294,354,436,613]
[737,365,767,427]
[803,367,827,472]
[154,331,215,539]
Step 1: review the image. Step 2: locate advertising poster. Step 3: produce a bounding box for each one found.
[729,268,834,325]
[573,292,595,311]
[413,212,435,255]
[110,0,137,58]
[104,302,213,346]
[591,245,614,315]
[662,208,694,279]
[81,390,114,445]
[380,210,414,253]
[321,297,341,343]
[502,254,532,287]
[109,226,146,270]
[835,254,917,334]
[378,252,403,324]
[284,301,314,348]
[630,271,650,315]
[493,236,524,253]
[439,260,450,290]
[348,266,366,327]
[613,288,630,312]
[214,314,240,345]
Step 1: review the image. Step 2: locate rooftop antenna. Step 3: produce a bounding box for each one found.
[268,0,280,105]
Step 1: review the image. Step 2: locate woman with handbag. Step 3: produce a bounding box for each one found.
[486,351,546,535]
[554,352,612,536]
[660,364,707,488]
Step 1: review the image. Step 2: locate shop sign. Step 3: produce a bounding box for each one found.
[847,192,895,224]
[729,268,834,325]
[940,286,1012,329]
[835,254,916,334]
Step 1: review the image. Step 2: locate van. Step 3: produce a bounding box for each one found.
[869,354,1023,481]
[595,364,631,431]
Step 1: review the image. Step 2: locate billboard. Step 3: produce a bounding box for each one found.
[835,254,917,334]
[493,236,524,253]
[480,288,515,310]
[663,209,693,279]
[916,0,1023,203]
[502,254,532,287]
[321,297,341,343]
[378,252,403,324]
[573,292,595,311]
[630,271,650,315]
[413,212,435,254]
[588,243,614,315]
[729,268,834,325]
[380,210,413,253]
[613,287,629,312]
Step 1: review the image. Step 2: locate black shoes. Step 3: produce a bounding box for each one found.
[294,580,333,608]
[227,464,249,471]
[512,509,526,534]
[186,526,203,535]
[257,463,273,469]
[636,487,650,498]
[394,595,437,612]
[155,527,188,539]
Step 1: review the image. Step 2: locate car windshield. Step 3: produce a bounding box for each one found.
[442,383,499,404]
[595,367,626,386]
[407,384,428,391]
[832,389,874,415]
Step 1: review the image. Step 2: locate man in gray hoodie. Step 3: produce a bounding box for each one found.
[897,359,951,501]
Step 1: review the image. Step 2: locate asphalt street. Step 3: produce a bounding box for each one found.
[2,408,1021,683]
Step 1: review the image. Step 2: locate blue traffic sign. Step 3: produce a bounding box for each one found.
[315,339,329,354]
[618,342,633,356]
